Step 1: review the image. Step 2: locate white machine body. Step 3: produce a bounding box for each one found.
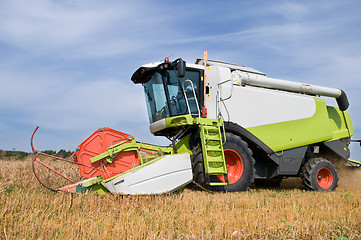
[199,60,342,127]
[104,153,193,195]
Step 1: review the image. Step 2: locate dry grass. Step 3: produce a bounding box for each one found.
[1,157,361,239]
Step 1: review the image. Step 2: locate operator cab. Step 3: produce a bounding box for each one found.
[131,58,204,136]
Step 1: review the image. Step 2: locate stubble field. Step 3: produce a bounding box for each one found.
[1,157,361,239]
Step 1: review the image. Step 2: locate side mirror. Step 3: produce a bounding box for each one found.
[175,58,186,78]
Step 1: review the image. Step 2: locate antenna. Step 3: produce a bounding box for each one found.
[203,50,208,107]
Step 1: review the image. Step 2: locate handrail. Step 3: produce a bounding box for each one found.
[217,79,234,101]
[182,79,201,122]
[216,79,233,120]
[220,118,227,146]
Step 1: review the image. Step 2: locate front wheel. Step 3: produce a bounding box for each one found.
[213,133,255,192]
[191,132,255,192]
[302,158,338,191]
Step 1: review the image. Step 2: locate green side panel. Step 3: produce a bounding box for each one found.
[247,98,351,152]
[80,176,111,194]
[86,182,110,194]
[175,133,193,155]
[327,107,353,140]
[165,114,197,128]
[343,110,353,137]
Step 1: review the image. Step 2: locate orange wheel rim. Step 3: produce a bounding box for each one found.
[317,167,333,189]
[217,149,243,184]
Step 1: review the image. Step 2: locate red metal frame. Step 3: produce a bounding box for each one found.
[31,126,141,192]
[75,127,140,179]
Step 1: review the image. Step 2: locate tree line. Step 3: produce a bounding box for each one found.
[0,150,74,160]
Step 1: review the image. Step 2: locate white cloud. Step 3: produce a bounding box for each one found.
[0,1,115,47]
[34,79,147,128]
[0,0,185,59]
[0,72,147,129]
[0,68,65,108]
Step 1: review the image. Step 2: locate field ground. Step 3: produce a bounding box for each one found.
[1,157,361,239]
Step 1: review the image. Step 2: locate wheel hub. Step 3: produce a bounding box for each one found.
[217,149,243,184]
[316,167,333,189]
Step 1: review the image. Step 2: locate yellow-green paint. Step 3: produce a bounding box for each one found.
[247,98,353,152]
[343,110,353,136]
[348,159,361,164]
[199,119,227,178]
[326,107,353,141]
[90,137,172,164]
[165,114,197,128]
[86,182,110,193]
[175,133,193,155]
[80,176,110,194]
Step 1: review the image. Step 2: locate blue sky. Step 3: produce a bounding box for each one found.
[1,0,360,159]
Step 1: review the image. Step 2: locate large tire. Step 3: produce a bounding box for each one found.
[191,132,255,192]
[302,158,339,191]
[191,145,207,186]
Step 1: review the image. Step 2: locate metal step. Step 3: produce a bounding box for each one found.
[199,120,227,185]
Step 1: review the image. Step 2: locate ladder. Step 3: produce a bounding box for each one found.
[199,120,227,186]
[182,80,228,186]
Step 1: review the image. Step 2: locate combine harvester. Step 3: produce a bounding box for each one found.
[31,52,361,194]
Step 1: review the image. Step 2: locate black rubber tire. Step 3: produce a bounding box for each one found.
[191,132,255,192]
[302,158,339,191]
[191,144,207,185]
[254,178,282,188]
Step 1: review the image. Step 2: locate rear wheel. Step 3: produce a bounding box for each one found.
[302,158,338,191]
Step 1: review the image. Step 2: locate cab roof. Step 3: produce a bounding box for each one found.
[131,58,265,84]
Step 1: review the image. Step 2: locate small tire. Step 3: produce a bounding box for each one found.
[302,158,338,191]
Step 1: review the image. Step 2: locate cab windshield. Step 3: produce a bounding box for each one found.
[143,69,201,124]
